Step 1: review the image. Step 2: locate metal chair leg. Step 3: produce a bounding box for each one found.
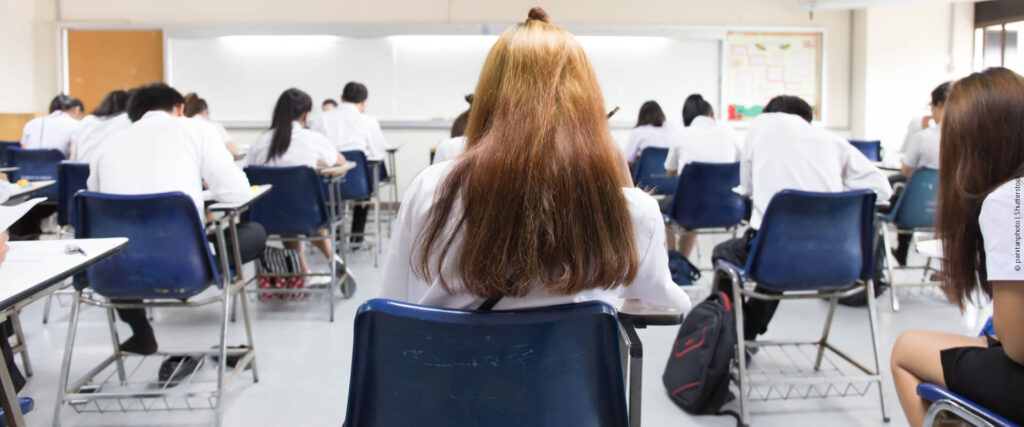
[42,294,53,324]
[10,313,31,377]
[53,292,84,427]
[731,274,751,426]
[814,297,839,371]
[865,280,891,422]
[238,283,259,383]
[881,226,900,311]
[104,307,127,384]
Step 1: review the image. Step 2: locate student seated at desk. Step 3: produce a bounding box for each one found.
[184,93,239,157]
[891,67,1024,426]
[623,100,674,166]
[714,95,891,345]
[21,94,84,158]
[313,81,388,245]
[88,83,266,358]
[322,98,337,112]
[432,94,472,165]
[663,94,741,256]
[70,89,131,164]
[246,88,347,274]
[379,7,691,313]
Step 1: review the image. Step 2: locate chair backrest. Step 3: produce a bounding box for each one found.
[917,383,1017,427]
[888,167,938,229]
[632,147,675,195]
[243,166,329,235]
[0,141,20,167]
[8,147,64,200]
[57,162,90,227]
[74,191,219,299]
[340,150,372,200]
[745,189,877,291]
[668,162,745,229]
[344,299,628,427]
[849,140,882,162]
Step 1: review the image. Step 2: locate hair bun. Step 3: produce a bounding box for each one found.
[527,7,550,24]
[464,94,474,104]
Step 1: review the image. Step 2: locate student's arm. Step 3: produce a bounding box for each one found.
[224,141,240,156]
[901,132,922,177]
[623,130,642,164]
[368,118,388,159]
[196,125,250,203]
[20,120,32,148]
[619,194,692,312]
[664,140,681,178]
[313,133,345,167]
[377,172,428,302]
[993,282,1024,365]
[738,132,755,196]
[840,139,893,201]
[0,234,8,266]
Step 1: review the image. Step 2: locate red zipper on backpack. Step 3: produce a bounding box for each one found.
[673,326,707,357]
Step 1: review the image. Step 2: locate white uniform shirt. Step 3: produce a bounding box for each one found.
[980,177,1024,280]
[70,113,131,164]
[432,136,466,165]
[623,124,675,163]
[311,103,387,159]
[379,160,693,312]
[247,122,338,168]
[190,116,232,144]
[664,116,742,174]
[902,125,940,170]
[740,113,893,230]
[21,111,81,157]
[87,111,250,219]
[899,116,934,154]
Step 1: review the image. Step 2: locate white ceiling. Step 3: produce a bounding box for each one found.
[797,0,980,11]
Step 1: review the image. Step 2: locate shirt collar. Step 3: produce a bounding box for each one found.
[689,115,714,127]
[49,110,66,118]
[340,103,361,114]
[141,110,172,120]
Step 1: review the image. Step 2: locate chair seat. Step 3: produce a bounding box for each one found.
[917,383,1017,427]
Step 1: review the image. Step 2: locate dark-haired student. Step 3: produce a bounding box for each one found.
[322,98,337,112]
[70,90,131,164]
[623,100,674,165]
[87,83,265,369]
[663,94,741,256]
[432,94,473,165]
[21,94,84,158]
[312,82,388,244]
[892,67,1024,426]
[246,88,347,274]
[184,93,239,157]
[713,95,892,345]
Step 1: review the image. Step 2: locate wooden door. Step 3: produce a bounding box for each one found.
[67,30,164,113]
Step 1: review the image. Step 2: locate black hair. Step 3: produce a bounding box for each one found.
[126,83,185,122]
[322,99,338,108]
[92,90,129,118]
[48,94,84,114]
[931,81,951,107]
[763,95,814,123]
[682,94,714,126]
[183,93,208,117]
[341,82,368,104]
[266,88,313,163]
[636,100,666,127]
[450,94,473,138]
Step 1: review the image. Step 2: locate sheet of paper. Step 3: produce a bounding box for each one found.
[0,197,45,232]
[5,244,66,262]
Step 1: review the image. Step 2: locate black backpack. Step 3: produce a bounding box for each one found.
[662,291,737,415]
[668,250,701,286]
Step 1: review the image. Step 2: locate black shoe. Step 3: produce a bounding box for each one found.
[210,345,247,369]
[158,356,201,386]
[891,248,908,267]
[120,333,158,355]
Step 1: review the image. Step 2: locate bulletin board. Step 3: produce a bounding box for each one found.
[724,32,822,122]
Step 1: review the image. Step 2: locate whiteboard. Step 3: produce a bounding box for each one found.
[168,33,721,126]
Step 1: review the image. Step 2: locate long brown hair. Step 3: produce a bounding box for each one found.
[938,67,1024,308]
[412,7,638,298]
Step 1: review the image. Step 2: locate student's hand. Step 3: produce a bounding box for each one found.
[0,233,8,266]
[0,173,7,182]
[920,116,933,129]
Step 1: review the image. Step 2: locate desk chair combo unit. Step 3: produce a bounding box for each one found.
[849,140,882,162]
[339,150,381,266]
[665,162,746,270]
[632,147,676,197]
[715,190,888,426]
[378,145,401,237]
[0,141,21,168]
[344,299,631,427]
[53,192,260,427]
[39,163,93,324]
[244,166,356,321]
[879,167,939,311]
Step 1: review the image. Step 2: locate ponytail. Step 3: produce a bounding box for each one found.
[266,88,313,163]
[682,94,713,126]
[183,93,208,118]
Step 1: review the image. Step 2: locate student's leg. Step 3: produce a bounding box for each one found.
[309,229,332,260]
[209,222,268,265]
[282,240,310,274]
[0,321,25,393]
[679,229,698,259]
[712,229,779,341]
[115,305,157,355]
[351,203,369,243]
[7,205,57,240]
[666,230,677,252]
[891,329,986,426]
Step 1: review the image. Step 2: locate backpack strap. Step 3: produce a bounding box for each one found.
[478,296,502,311]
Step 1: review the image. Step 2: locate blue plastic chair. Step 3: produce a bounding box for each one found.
[0,141,20,167]
[881,167,938,311]
[74,191,219,299]
[715,190,887,425]
[57,162,89,229]
[632,147,675,195]
[344,299,628,427]
[850,140,882,162]
[668,162,745,230]
[8,148,64,200]
[340,150,381,265]
[919,383,1018,427]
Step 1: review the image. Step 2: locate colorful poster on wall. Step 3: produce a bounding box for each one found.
[724,32,822,122]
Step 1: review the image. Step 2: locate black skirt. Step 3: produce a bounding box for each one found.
[941,335,1024,424]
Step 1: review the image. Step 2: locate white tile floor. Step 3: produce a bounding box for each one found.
[14,232,976,426]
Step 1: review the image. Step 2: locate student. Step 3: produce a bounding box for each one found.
[312,81,388,244]
[246,88,347,274]
[378,7,691,313]
[714,95,892,344]
[663,94,742,256]
[623,100,674,165]
[322,98,337,111]
[88,83,266,366]
[70,90,131,164]
[432,94,472,165]
[21,94,84,158]
[184,93,239,156]
[891,67,1024,426]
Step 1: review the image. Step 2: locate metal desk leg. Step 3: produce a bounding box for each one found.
[0,314,25,427]
[620,320,643,427]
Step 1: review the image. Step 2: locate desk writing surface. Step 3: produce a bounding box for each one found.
[207,184,273,212]
[319,162,357,176]
[8,180,55,199]
[0,238,127,312]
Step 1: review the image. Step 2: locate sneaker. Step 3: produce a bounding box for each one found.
[158,356,202,387]
[332,255,347,276]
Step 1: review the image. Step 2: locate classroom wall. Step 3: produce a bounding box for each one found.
[0,0,58,113]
